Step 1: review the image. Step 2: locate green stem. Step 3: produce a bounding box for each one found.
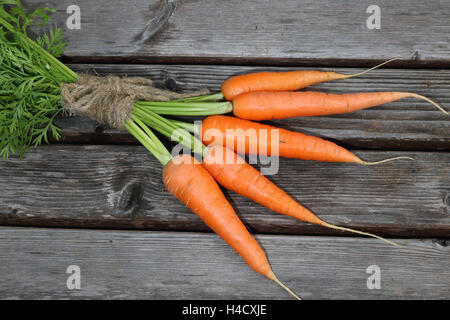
[168,119,197,134]
[135,100,233,116]
[131,116,168,152]
[124,118,171,166]
[133,107,173,138]
[174,92,224,102]
[133,104,206,155]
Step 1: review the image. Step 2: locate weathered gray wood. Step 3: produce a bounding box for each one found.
[1,145,449,237]
[56,64,450,151]
[25,0,450,66]
[0,227,448,299]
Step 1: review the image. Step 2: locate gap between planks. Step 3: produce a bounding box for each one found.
[0,145,449,238]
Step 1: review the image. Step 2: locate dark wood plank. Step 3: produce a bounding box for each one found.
[1,145,449,237]
[0,227,448,299]
[56,64,450,151]
[25,0,450,66]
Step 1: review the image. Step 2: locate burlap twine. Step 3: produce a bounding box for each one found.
[61,74,210,129]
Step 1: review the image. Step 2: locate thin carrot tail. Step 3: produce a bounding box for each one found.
[320,221,401,247]
[404,93,449,114]
[343,57,400,79]
[359,156,415,166]
[272,276,302,300]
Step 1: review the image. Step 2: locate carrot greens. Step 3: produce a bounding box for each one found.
[0,0,78,158]
[135,100,232,116]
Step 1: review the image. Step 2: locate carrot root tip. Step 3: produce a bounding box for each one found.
[321,222,402,248]
[360,156,415,166]
[344,57,400,79]
[406,93,449,115]
[272,276,302,300]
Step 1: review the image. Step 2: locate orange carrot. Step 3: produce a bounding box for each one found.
[201,115,412,165]
[163,154,301,299]
[221,59,397,100]
[232,91,448,120]
[202,144,401,247]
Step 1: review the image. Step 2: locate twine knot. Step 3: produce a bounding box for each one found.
[61,74,209,129]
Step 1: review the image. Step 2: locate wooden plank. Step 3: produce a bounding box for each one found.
[25,0,450,66]
[1,145,449,237]
[0,227,448,299]
[56,64,450,151]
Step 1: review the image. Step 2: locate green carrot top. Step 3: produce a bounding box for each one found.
[0,0,78,158]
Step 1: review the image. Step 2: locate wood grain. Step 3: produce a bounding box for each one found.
[6,0,448,301]
[55,64,450,151]
[0,227,448,299]
[24,0,450,66]
[0,145,449,237]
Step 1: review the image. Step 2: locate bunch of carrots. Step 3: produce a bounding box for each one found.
[2,0,447,299]
[127,62,448,300]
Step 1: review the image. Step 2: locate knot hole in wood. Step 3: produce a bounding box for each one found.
[165,77,177,91]
[115,181,144,218]
[444,192,450,213]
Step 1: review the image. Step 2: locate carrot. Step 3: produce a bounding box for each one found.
[125,117,301,299]
[232,91,448,120]
[202,144,401,247]
[163,154,301,299]
[138,89,447,119]
[221,59,398,100]
[200,115,412,165]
